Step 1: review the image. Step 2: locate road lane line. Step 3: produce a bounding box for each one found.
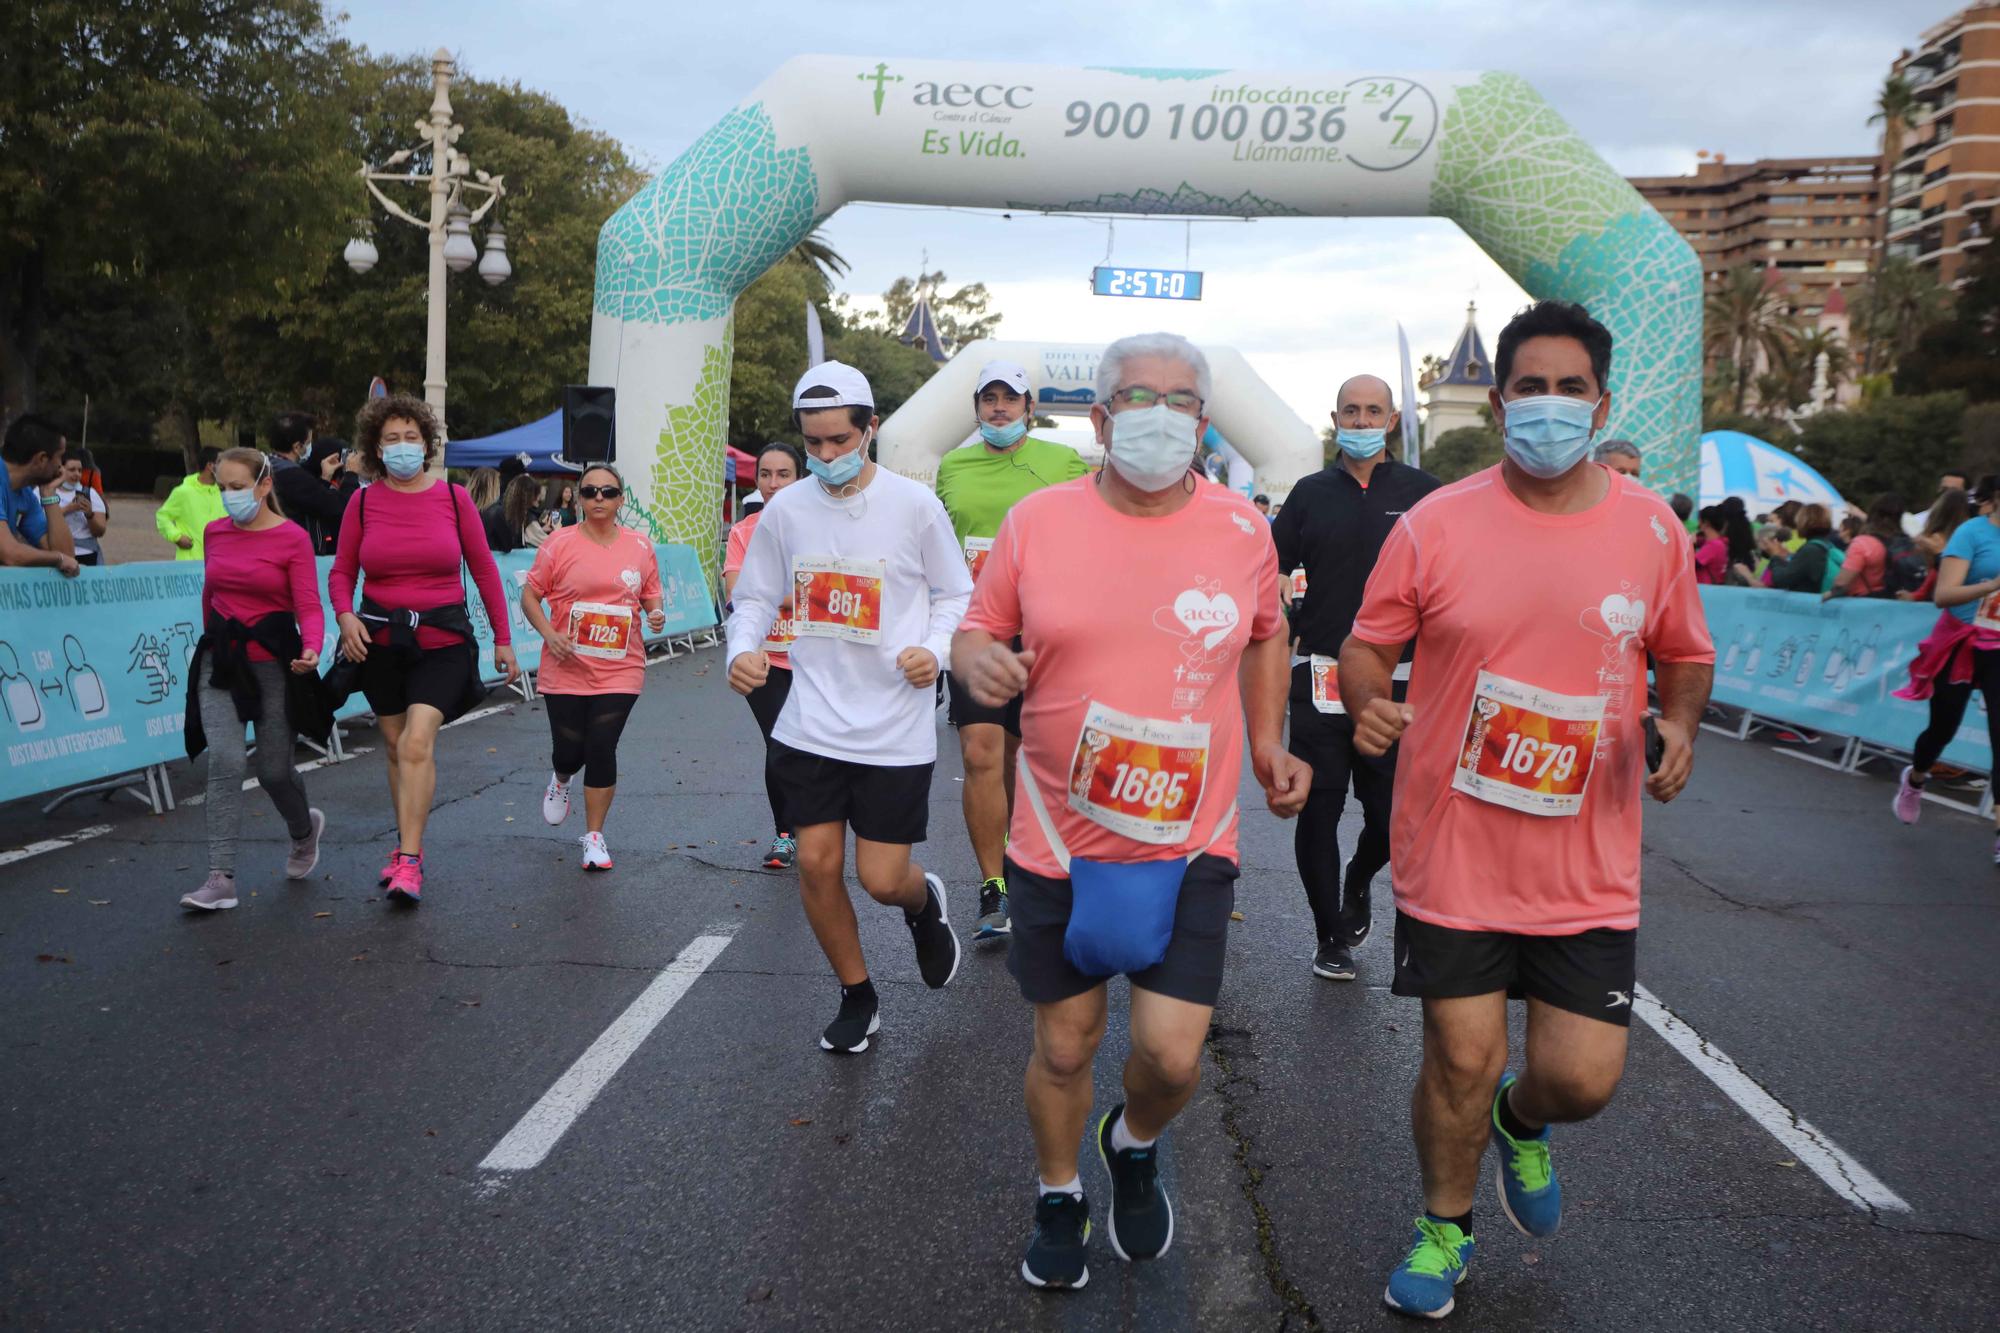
[1633,983,1910,1214]
[478,932,735,1173]
[1,824,114,867]
[443,702,515,730]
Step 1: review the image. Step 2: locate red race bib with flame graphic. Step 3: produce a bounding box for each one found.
[1066,702,1210,845]
[1451,670,1605,817]
[792,556,885,645]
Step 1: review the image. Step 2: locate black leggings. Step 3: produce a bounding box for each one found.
[544,692,639,788]
[745,668,792,834]
[1288,703,1396,944]
[1913,645,2000,774]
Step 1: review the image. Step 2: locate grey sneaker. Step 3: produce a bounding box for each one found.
[974,877,1011,940]
[286,808,325,880]
[180,871,238,912]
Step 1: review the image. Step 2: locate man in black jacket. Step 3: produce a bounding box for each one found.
[1272,375,1442,981]
[269,411,361,554]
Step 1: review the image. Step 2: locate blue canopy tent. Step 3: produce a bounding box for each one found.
[1698,430,1848,518]
[444,411,568,472]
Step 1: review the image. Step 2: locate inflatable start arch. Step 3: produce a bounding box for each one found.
[590,58,1701,577]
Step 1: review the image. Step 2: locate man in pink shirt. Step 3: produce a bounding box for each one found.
[954,332,1310,1293]
[1341,302,1714,1319]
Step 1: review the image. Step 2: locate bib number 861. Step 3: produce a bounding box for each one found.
[1109,762,1190,812]
[826,589,866,619]
[1496,733,1578,784]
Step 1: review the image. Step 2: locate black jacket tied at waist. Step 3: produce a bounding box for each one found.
[356,594,477,652]
[185,611,333,758]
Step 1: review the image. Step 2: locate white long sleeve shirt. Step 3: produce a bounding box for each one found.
[726,467,972,766]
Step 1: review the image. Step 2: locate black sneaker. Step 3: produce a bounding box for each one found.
[1096,1104,1172,1261]
[906,873,962,989]
[1338,863,1373,947]
[1312,941,1357,981]
[974,877,1011,940]
[1021,1191,1092,1289]
[820,985,880,1054]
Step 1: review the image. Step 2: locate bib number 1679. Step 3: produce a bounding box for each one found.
[1494,733,1578,784]
[1107,762,1190,812]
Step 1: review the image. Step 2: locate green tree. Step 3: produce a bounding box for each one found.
[840,270,1003,351]
[1851,258,1950,379]
[1423,425,1503,483]
[1863,74,1919,375]
[1704,266,1796,415]
[827,329,940,423]
[1791,391,1968,502]
[1895,223,1999,401]
[0,0,353,419]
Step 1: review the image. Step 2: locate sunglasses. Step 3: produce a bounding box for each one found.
[577,484,622,500]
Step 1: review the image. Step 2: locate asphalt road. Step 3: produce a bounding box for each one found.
[2,648,1995,1331]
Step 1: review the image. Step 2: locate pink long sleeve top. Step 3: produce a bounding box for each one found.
[201,519,325,663]
[329,481,511,649]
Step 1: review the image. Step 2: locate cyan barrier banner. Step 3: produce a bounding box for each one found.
[1701,586,1991,774]
[0,541,717,805]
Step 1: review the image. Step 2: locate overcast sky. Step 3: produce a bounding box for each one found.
[336,0,1923,430]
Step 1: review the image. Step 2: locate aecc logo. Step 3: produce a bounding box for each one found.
[857,64,1034,114]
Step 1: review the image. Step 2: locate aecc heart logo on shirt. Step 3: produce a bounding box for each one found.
[1167,589,1241,649]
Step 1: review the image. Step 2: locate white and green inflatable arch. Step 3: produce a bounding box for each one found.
[590,58,1701,578]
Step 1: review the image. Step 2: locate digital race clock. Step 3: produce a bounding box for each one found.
[1091,266,1204,300]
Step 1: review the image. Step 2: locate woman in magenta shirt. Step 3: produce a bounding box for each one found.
[1693,506,1730,585]
[330,396,518,905]
[180,449,326,912]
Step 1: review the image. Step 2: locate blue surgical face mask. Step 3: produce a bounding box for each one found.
[381,442,426,480]
[221,487,263,526]
[978,417,1028,449]
[807,431,869,488]
[1335,427,1387,460]
[1502,395,1601,480]
[1106,404,1199,492]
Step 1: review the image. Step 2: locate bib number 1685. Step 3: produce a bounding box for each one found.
[1107,762,1190,813]
[1494,733,1579,784]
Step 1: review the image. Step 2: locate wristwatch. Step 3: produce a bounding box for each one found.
[40,494,60,506]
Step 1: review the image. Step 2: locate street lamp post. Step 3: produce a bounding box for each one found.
[342,48,511,441]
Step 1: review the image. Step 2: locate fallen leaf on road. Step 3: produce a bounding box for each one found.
[511,923,519,929]
[1522,1252,1541,1266]
[1228,910,1244,921]
[504,816,515,823]
[314,912,332,919]
[425,1129,437,1137]
[1778,1159,1797,1168]
[51,888,69,895]
[788,1117,812,1127]
[745,1287,773,1304]
[833,1133,852,1146]
[216,959,233,967]
[487,747,496,754]
[351,952,370,962]
[459,999,481,1007]
[88,899,110,906]
[35,953,71,964]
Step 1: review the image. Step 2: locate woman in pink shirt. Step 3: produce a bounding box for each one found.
[1692,507,1730,585]
[722,442,804,869]
[521,464,665,871]
[179,449,327,912]
[330,396,519,905]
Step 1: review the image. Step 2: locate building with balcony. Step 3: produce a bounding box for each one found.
[1628,156,1880,320]
[1888,5,2000,287]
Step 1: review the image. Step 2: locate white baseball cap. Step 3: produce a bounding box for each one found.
[975,359,1030,395]
[792,360,875,410]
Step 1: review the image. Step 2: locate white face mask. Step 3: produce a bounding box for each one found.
[1105,404,1198,492]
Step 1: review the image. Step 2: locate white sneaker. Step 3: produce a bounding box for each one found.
[580,832,613,872]
[542,773,571,825]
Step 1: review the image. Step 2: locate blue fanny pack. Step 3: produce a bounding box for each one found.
[1020,763,1236,979]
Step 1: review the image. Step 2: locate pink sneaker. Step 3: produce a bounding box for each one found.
[385,851,424,904]
[1892,767,1924,826]
[378,845,399,887]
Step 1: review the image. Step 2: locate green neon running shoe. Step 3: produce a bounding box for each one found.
[1491,1073,1561,1237]
[1383,1215,1474,1318]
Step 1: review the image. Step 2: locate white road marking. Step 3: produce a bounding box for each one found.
[1633,983,1910,1213]
[477,932,735,1174]
[0,824,114,867]
[442,702,515,730]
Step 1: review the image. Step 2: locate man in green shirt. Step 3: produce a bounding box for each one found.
[935,359,1088,941]
[156,447,225,559]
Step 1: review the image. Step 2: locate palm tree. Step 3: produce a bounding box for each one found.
[1852,258,1951,376]
[784,229,849,282]
[1705,266,1795,414]
[1864,74,1919,373]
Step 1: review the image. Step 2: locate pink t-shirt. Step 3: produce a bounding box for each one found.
[200,520,324,664]
[724,511,792,670]
[1350,466,1714,934]
[960,478,1282,876]
[1842,534,1887,597]
[523,523,662,695]
[328,481,510,649]
[1693,536,1729,585]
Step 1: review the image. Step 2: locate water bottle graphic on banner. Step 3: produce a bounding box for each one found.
[1793,635,1818,687]
[1822,631,1848,684]
[1853,626,1880,679]
[1741,627,1764,676]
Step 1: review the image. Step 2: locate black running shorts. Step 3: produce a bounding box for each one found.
[357,642,478,720]
[1005,854,1239,1008]
[945,669,1023,734]
[766,739,933,845]
[1390,910,1638,1028]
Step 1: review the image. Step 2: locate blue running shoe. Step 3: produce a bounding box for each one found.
[1491,1073,1561,1237]
[1383,1215,1474,1319]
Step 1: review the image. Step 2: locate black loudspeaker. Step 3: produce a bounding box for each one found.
[562,385,616,464]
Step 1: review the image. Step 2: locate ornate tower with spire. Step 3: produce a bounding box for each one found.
[1422,302,1496,448]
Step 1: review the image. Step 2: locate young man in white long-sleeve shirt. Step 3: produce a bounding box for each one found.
[727,361,975,1053]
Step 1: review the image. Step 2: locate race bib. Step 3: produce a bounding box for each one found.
[1977,591,2000,634]
[763,600,798,654]
[793,555,885,645]
[1450,670,1605,818]
[964,536,994,582]
[568,601,633,661]
[1066,701,1210,845]
[1290,567,1308,601]
[1309,654,1343,714]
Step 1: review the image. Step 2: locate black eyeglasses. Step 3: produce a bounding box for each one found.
[578,485,622,500]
